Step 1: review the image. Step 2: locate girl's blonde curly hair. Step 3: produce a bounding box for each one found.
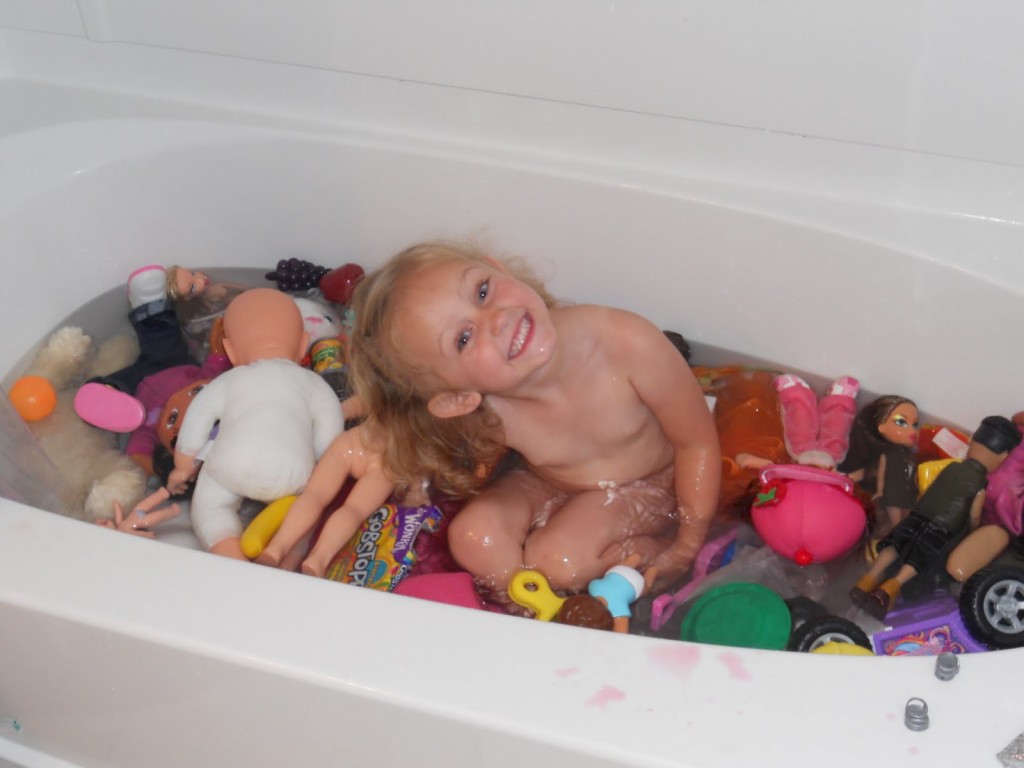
[349,240,559,499]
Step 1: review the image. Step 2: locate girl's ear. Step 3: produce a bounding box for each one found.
[427,390,483,419]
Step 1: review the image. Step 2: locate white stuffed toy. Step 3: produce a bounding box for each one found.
[292,295,344,343]
[293,294,351,399]
[12,326,149,521]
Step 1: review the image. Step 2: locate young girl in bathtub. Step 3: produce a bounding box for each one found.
[348,240,721,600]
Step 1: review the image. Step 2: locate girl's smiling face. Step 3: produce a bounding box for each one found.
[392,258,557,400]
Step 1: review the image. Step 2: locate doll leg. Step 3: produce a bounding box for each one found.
[255,492,326,568]
[816,376,859,465]
[775,375,820,460]
[302,470,396,578]
[850,545,899,602]
[189,471,245,553]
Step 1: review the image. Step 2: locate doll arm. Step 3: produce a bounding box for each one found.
[735,452,771,470]
[969,490,986,531]
[97,487,181,537]
[256,429,361,567]
[874,452,887,500]
[618,312,721,585]
[166,374,227,494]
[301,465,396,578]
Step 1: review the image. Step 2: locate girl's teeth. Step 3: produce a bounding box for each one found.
[510,317,531,359]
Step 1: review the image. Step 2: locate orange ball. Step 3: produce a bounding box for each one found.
[9,376,57,422]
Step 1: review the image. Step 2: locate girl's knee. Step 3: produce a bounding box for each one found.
[446,501,519,582]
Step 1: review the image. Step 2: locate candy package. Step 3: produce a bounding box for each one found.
[325,504,443,591]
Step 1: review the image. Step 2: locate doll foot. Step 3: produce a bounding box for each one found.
[301,556,329,579]
[827,375,860,399]
[849,574,879,606]
[254,547,282,567]
[864,578,901,620]
[794,449,837,470]
[74,382,146,432]
[127,264,168,309]
[774,374,809,392]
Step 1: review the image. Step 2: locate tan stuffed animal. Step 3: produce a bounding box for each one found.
[16,326,149,521]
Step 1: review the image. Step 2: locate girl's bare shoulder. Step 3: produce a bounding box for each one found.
[562,304,664,345]
[559,303,652,328]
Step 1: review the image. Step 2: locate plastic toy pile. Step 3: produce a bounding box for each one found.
[7,264,1024,658]
[632,366,1024,657]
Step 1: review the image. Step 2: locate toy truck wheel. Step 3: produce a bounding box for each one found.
[960,566,1024,649]
[788,615,872,653]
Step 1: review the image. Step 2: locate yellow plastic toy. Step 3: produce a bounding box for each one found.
[508,570,565,621]
[917,458,956,494]
[241,495,297,559]
[810,640,875,656]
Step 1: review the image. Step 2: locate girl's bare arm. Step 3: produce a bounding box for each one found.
[614,311,721,585]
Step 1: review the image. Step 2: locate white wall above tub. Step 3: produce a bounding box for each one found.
[0,0,83,36]
[2,0,1023,169]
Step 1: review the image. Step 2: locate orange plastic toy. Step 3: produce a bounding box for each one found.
[9,375,57,421]
[693,367,787,512]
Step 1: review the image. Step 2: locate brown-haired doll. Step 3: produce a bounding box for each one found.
[838,395,920,537]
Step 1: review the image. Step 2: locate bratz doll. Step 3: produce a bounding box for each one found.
[838,395,920,537]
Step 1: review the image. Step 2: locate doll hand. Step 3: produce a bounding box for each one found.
[735,453,769,470]
[166,468,194,496]
[98,499,181,537]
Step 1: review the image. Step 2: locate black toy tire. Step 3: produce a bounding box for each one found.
[960,566,1024,649]
[787,615,872,653]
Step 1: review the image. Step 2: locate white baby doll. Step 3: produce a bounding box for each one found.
[166,288,344,559]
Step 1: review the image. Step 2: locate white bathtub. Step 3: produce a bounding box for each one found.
[3,8,1024,768]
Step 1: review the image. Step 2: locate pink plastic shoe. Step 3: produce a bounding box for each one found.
[827,375,860,399]
[74,383,146,433]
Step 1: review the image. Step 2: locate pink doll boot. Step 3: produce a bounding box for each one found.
[816,375,859,465]
[775,374,820,461]
[74,381,146,433]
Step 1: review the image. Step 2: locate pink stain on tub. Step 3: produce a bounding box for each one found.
[554,666,580,678]
[717,651,752,681]
[647,643,701,678]
[586,685,627,709]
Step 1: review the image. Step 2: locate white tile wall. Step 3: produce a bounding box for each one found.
[0,0,83,35]
[3,1,1024,166]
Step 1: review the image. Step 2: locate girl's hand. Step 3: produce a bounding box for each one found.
[648,504,713,591]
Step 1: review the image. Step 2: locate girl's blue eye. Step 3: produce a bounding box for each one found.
[477,279,489,303]
[457,330,472,351]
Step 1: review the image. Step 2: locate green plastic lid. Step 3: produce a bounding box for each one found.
[679,582,791,650]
